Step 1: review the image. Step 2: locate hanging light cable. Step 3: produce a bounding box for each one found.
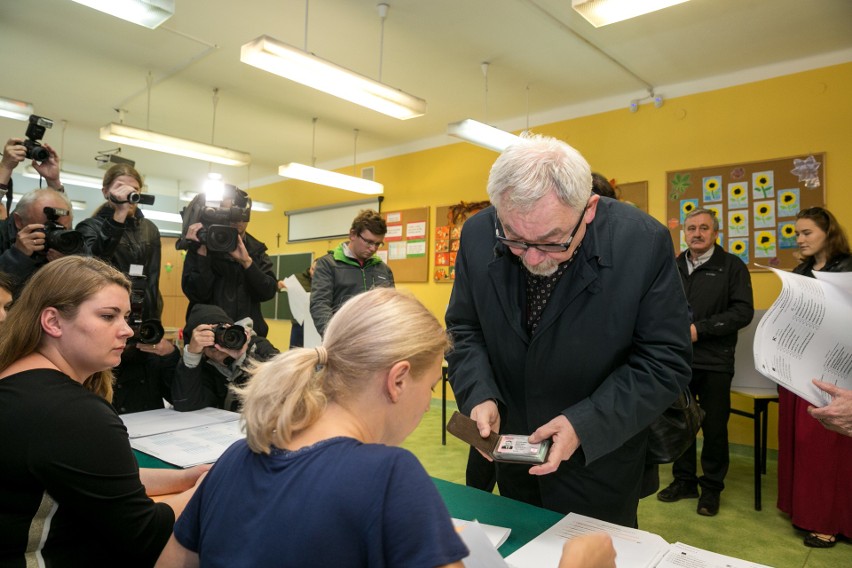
[278,118,383,195]
[447,61,520,153]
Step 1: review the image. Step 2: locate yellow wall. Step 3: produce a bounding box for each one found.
[240,62,852,448]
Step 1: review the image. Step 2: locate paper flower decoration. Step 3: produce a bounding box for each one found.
[791,155,821,189]
[730,167,745,180]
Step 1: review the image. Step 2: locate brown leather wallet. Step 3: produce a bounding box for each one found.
[446,411,550,464]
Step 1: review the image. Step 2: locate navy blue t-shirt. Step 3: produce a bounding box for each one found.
[174,437,468,567]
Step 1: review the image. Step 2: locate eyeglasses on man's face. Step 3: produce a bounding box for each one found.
[495,205,587,253]
[356,233,385,249]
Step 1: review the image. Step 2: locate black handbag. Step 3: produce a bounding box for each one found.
[646,390,705,465]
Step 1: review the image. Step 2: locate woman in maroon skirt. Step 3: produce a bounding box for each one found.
[778,207,852,548]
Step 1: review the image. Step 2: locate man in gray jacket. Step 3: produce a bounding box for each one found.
[310,209,395,336]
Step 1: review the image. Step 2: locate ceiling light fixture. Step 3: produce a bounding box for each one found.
[23,166,103,189]
[448,62,519,153]
[101,82,250,167]
[279,118,383,195]
[572,0,691,27]
[241,3,425,120]
[100,124,250,167]
[141,209,183,223]
[0,96,34,121]
[69,0,175,29]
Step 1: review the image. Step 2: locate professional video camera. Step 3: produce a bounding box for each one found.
[23,115,54,162]
[212,323,247,350]
[41,207,85,255]
[176,183,252,254]
[127,275,164,345]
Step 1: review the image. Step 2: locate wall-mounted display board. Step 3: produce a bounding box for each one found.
[260,252,313,321]
[616,181,648,213]
[380,207,429,283]
[285,198,381,242]
[434,201,491,283]
[666,153,825,271]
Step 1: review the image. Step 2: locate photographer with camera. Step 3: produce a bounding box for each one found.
[172,304,279,412]
[76,163,177,413]
[179,186,278,338]
[0,188,87,291]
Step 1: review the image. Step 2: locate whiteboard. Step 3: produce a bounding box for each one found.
[285,198,382,242]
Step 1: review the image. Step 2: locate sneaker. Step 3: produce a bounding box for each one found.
[657,480,699,502]
[697,489,720,516]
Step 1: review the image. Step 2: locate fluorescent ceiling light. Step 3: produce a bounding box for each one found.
[447,119,520,153]
[23,166,103,189]
[69,0,174,29]
[572,0,691,27]
[100,123,251,167]
[0,96,34,121]
[279,163,383,196]
[241,35,426,120]
[141,209,183,223]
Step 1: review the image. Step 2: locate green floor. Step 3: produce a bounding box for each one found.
[402,400,852,568]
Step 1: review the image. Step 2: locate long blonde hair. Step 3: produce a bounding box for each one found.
[237,288,450,454]
[0,256,130,401]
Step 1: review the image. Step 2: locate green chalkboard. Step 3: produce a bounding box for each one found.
[260,253,313,321]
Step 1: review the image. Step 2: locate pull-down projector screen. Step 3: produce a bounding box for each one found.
[285,198,382,243]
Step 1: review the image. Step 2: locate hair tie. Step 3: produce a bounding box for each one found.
[315,346,328,367]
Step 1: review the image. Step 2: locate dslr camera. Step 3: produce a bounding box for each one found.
[212,323,247,350]
[177,184,252,254]
[127,276,164,345]
[41,207,85,255]
[23,115,54,162]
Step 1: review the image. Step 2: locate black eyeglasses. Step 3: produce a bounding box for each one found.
[495,205,587,253]
[357,233,384,249]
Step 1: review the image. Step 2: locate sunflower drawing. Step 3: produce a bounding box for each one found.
[753,171,774,199]
[732,241,746,254]
[756,231,776,256]
[703,176,722,202]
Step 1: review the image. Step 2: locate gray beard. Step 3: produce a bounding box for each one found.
[522,257,559,276]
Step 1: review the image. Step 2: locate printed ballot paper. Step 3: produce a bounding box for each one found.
[753,268,852,407]
[505,513,771,568]
[121,407,244,468]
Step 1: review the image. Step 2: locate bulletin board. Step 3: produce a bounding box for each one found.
[666,153,825,271]
[260,252,313,321]
[434,201,491,283]
[381,207,429,282]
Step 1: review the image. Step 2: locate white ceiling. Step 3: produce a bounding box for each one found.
[2,0,851,205]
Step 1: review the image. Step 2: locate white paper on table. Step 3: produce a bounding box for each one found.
[120,407,240,439]
[753,267,852,407]
[453,520,510,568]
[283,274,309,326]
[656,542,772,568]
[453,518,512,549]
[505,513,669,568]
[129,420,244,468]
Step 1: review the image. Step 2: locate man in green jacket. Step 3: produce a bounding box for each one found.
[310,209,395,336]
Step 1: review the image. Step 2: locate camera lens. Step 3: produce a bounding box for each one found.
[45,228,85,255]
[215,324,246,350]
[30,145,51,162]
[206,225,239,253]
[137,320,165,344]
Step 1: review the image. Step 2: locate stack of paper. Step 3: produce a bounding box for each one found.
[505,513,771,568]
[121,407,244,468]
[753,268,852,407]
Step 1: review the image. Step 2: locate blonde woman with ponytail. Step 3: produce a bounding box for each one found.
[0,256,209,567]
[157,287,616,568]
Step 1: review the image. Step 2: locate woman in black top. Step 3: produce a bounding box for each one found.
[0,257,207,567]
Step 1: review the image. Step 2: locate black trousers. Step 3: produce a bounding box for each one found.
[671,369,733,492]
[465,446,497,493]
